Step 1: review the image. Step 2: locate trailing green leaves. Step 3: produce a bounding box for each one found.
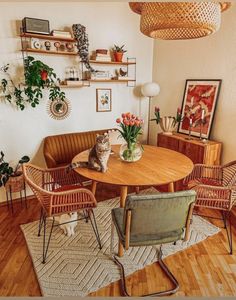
[0,56,65,110]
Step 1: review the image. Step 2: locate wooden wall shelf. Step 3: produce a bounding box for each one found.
[22,48,77,56]
[59,79,135,88]
[20,32,75,42]
[20,32,137,87]
[89,60,136,66]
[89,79,135,83]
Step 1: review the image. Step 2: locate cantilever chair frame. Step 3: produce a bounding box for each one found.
[110,192,195,297]
[23,163,102,264]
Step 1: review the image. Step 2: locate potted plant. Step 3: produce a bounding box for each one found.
[116,112,144,162]
[0,56,65,110]
[152,107,183,135]
[0,151,30,188]
[112,44,127,62]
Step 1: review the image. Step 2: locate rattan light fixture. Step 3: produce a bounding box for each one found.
[129,2,231,40]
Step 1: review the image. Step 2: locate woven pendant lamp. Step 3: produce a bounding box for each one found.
[129,2,231,40]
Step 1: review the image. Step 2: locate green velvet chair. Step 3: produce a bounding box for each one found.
[110,190,196,297]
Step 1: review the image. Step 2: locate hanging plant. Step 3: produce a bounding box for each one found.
[0,56,65,110]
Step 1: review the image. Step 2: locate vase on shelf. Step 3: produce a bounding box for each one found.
[159,116,177,135]
[119,142,143,162]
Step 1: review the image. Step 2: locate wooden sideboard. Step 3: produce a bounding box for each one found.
[157,132,222,191]
[157,132,222,165]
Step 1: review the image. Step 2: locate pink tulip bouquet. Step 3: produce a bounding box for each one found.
[116,112,144,161]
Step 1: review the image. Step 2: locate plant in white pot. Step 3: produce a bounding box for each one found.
[151,107,183,135]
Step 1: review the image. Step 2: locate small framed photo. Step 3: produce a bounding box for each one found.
[96,89,112,112]
[178,79,222,139]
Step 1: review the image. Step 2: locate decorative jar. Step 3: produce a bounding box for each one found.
[159,116,177,135]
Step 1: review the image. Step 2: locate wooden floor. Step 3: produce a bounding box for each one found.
[0,183,236,297]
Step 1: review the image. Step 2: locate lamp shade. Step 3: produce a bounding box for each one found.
[141,82,160,97]
[129,2,231,40]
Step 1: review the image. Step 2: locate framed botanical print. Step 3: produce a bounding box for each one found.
[178,79,222,139]
[96,89,112,112]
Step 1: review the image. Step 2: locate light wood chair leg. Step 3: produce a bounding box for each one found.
[91,181,97,195]
[168,182,174,192]
[120,185,128,208]
[118,239,124,257]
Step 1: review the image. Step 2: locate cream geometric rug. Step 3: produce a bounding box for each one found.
[21,188,220,297]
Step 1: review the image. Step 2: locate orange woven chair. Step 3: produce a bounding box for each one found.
[183,161,236,254]
[23,163,102,263]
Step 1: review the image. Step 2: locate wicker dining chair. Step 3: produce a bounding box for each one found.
[183,160,236,254]
[23,163,102,263]
[110,190,196,296]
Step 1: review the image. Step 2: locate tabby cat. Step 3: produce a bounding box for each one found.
[69,133,111,173]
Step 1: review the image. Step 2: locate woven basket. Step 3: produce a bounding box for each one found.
[129,2,231,40]
[5,173,25,193]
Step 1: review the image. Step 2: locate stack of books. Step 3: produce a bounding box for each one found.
[51,30,72,39]
[94,53,111,62]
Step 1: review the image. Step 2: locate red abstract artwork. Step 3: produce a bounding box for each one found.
[178,80,222,139]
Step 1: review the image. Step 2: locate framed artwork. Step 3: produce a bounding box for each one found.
[178,79,222,139]
[96,89,112,112]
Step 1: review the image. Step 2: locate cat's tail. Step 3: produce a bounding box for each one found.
[66,161,89,173]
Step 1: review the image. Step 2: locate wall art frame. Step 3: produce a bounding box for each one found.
[96,88,112,112]
[178,79,222,139]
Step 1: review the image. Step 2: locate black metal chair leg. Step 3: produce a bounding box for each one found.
[88,209,102,249]
[23,182,27,208]
[42,215,55,264]
[9,186,14,214]
[20,190,23,207]
[221,210,227,229]
[225,212,233,255]
[38,208,44,237]
[6,191,9,209]
[112,248,179,297]
[83,210,89,223]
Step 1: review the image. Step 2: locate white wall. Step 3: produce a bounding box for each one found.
[150,4,236,164]
[0,2,153,202]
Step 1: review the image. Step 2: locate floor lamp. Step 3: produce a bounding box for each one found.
[141,82,160,144]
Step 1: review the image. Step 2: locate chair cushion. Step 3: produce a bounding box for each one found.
[188,178,222,189]
[53,185,82,192]
[112,208,183,247]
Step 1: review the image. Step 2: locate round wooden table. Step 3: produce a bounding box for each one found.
[72,145,193,208]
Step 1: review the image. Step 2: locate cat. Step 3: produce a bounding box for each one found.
[69,133,111,173]
[55,212,78,237]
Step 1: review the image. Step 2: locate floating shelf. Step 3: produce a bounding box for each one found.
[89,79,135,83]
[22,48,77,56]
[20,32,75,42]
[59,79,135,87]
[89,60,136,66]
[60,82,89,88]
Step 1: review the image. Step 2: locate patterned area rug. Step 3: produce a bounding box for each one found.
[21,188,220,297]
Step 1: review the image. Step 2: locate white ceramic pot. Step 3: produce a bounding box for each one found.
[159,116,177,135]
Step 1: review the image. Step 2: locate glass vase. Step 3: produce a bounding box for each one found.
[119,142,143,162]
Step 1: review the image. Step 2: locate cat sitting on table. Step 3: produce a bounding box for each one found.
[68,133,111,173]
